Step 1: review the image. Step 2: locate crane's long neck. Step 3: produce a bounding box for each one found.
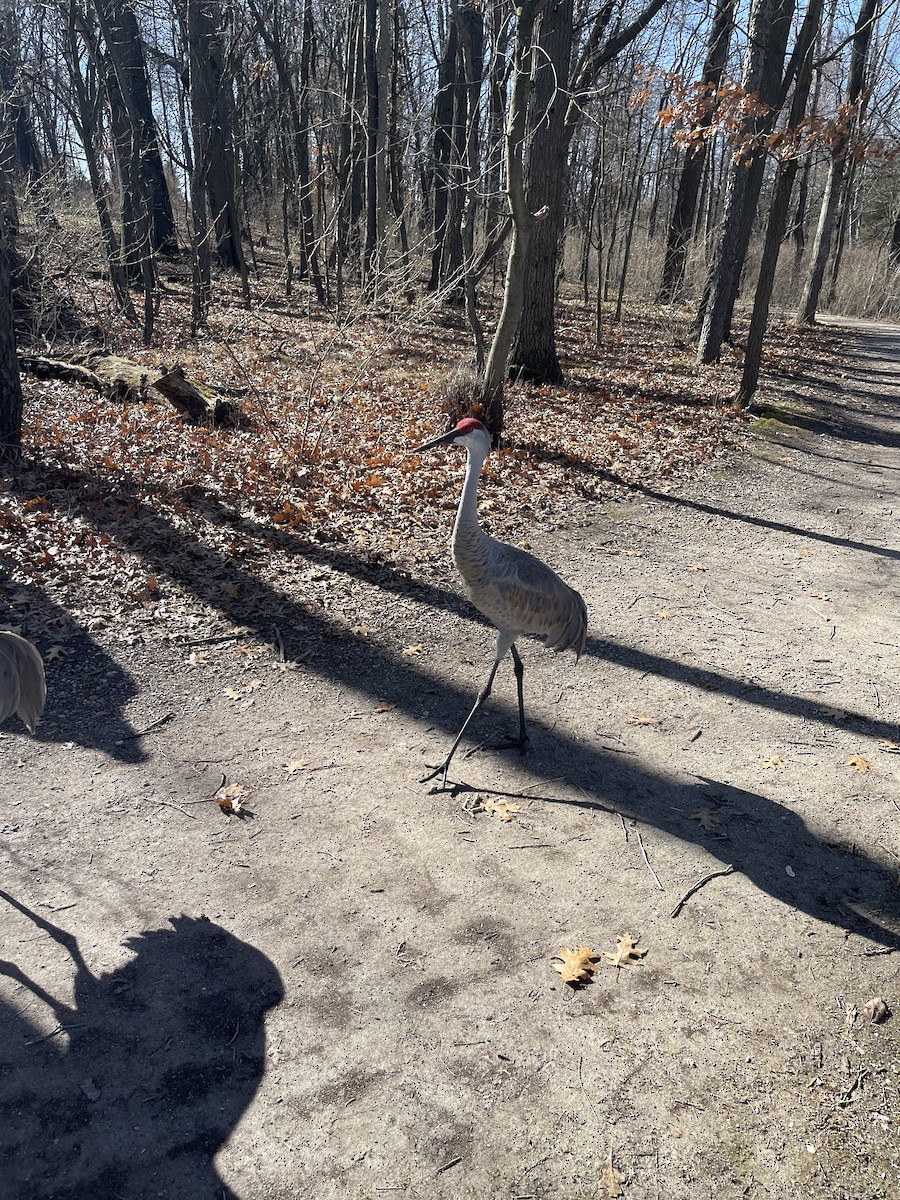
[451,442,489,571]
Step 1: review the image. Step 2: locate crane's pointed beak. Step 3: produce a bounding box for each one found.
[414,428,457,453]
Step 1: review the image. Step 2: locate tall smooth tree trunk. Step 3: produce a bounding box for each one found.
[482,0,548,426]
[737,0,824,406]
[187,0,247,283]
[695,0,794,364]
[508,0,574,384]
[92,0,177,265]
[796,0,877,323]
[0,90,22,463]
[657,0,735,303]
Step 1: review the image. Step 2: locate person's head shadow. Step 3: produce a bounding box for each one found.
[0,892,284,1199]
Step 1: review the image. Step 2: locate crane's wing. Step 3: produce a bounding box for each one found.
[464,542,588,658]
[0,633,47,733]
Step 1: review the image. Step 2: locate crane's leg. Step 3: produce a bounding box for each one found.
[420,631,513,785]
[509,643,528,752]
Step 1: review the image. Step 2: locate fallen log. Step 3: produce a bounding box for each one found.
[19,351,241,426]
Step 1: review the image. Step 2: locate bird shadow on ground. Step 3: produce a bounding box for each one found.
[0,889,283,1200]
[435,731,900,953]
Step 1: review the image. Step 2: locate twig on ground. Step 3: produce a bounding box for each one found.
[141,796,196,819]
[121,712,175,740]
[670,864,734,917]
[272,624,286,662]
[635,826,665,891]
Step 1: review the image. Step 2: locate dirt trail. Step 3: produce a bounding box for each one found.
[2,320,898,1200]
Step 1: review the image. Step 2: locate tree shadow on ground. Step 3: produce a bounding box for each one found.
[0,891,283,1200]
[0,568,144,761]
[519,441,900,562]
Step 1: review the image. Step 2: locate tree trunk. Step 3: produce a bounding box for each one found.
[91,0,177,263]
[737,0,824,406]
[657,0,735,304]
[796,0,879,324]
[482,0,548,426]
[186,0,247,281]
[0,124,22,462]
[508,0,574,384]
[695,0,795,364]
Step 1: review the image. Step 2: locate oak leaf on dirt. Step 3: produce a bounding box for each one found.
[213,783,252,816]
[284,759,309,776]
[602,934,648,969]
[599,1152,626,1197]
[762,756,787,769]
[551,945,600,987]
[690,805,720,831]
[483,798,520,822]
[846,755,872,773]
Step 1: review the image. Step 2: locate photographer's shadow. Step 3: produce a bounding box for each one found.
[0,893,283,1199]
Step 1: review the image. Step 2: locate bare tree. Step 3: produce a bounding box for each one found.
[796,0,881,323]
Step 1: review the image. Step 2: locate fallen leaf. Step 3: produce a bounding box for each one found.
[808,591,831,601]
[762,756,787,769]
[689,562,708,572]
[224,686,243,700]
[656,609,672,618]
[625,714,660,727]
[690,805,720,831]
[484,798,520,822]
[245,679,262,692]
[863,997,890,1023]
[188,651,208,664]
[372,702,396,713]
[846,755,871,773]
[599,1151,626,1197]
[878,739,900,754]
[551,945,600,987]
[213,783,252,816]
[284,759,309,776]
[402,644,425,656]
[602,934,648,969]
[46,645,69,661]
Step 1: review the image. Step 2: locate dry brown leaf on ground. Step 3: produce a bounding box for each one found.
[401,644,425,656]
[846,755,872,773]
[484,799,520,822]
[762,755,787,769]
[625,714,661,727]
[599,1151,626,1197]
[878,738,900,754]
[213,783,252,816]
[283,759,309,776]
[863,997,891,1023]
[602,934,648,969]
[690,805,721,831]
[551,945,600,987]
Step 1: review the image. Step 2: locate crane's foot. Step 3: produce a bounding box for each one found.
[420,758,453,786]
[494,733,530,757]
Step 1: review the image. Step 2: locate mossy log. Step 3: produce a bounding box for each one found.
[19,351,240,426]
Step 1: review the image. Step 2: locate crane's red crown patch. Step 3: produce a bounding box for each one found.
[455,417,486,435]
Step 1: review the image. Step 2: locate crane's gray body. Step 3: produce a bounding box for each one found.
[416,418,587,782]
[452,523,587,659]
[0,631,47,734]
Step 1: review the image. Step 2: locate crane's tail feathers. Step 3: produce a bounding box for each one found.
[0,633,47,734]
[546,591,588,661]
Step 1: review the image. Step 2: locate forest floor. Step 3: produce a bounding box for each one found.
[1,293,899,1200]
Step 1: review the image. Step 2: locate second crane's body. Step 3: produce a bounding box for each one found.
[417,417,587,782]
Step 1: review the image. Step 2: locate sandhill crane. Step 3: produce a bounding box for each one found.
[415,417,587,783]
[0,632,47,734]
